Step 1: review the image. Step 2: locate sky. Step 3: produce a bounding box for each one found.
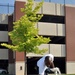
[51,0,75,5]
[0,0,15,14]
[0,0,75,14]
[0,0,15,5]
[0,0,75,5]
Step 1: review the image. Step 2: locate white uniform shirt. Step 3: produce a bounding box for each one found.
[37,54,54,75]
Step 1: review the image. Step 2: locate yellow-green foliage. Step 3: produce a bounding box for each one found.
[1,0,50,54]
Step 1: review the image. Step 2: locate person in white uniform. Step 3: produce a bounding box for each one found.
[37,54,61,75]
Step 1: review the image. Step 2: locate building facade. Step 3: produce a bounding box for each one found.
[0,0,75,75]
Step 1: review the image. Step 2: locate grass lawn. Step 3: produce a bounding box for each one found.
[62,74,75,75]
[63,74,75,75]
[48,74,75,75]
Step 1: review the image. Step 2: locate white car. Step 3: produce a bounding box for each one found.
[0,69,8,74]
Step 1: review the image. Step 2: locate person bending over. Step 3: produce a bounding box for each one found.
[37,54,61,75]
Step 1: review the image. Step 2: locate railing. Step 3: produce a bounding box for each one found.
[0,3,14,14]
[34,0,65,4]
[34,0,75,5]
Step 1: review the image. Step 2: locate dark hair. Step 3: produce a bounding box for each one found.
[44,56,51,67]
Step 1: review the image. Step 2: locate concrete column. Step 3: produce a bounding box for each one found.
[15,61,25,75]
[15,52,25,75]
[8,15,15,75]
[65,6,75,74]
[14,1,26,75]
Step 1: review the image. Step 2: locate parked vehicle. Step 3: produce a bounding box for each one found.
[0,69,8,74]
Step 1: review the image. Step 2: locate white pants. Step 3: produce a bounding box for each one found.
[50,67,61,75]
[38,67,61,75]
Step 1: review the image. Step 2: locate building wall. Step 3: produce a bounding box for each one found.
[27,1,66,74]
[65,6,75,74]
[33,2,64,16]
[0,14,9,64]
[0,49,8,59]
[14,1,26,75]
[0,11,15,75]
[8,15,15,74]
[0,14,8,24]
[27,2,66,58]
[0,0,75,74]
[27,1,75,74]
[0,14,15,74]
[38,22,65,36]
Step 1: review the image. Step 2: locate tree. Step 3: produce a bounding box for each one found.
[1,0,50,74]
[1,0,50,55]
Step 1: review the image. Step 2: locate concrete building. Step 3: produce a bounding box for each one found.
[0,0,75,75]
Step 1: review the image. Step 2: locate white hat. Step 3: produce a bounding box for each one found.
[49,57,52,62]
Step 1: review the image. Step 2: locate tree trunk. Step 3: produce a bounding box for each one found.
[24,51,27,75]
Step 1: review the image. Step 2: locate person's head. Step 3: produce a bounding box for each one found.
[44,56,52,67]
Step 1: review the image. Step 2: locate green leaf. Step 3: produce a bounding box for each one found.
[1,0,50,55]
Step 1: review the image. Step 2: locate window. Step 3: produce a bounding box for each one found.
[39,15,65,24]
[0,24,8,31]
[0,42,8,49]
[43,36,65,44]
[54,57,66,73]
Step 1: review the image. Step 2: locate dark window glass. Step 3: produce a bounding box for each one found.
[27,57,41,74]
[54,57,66,73]
[0,60,8,70]
[39,15,65,24]
[27,57,66,74]
[0,42,8,49]
[0,24,8,31]
[43,36,65,44]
